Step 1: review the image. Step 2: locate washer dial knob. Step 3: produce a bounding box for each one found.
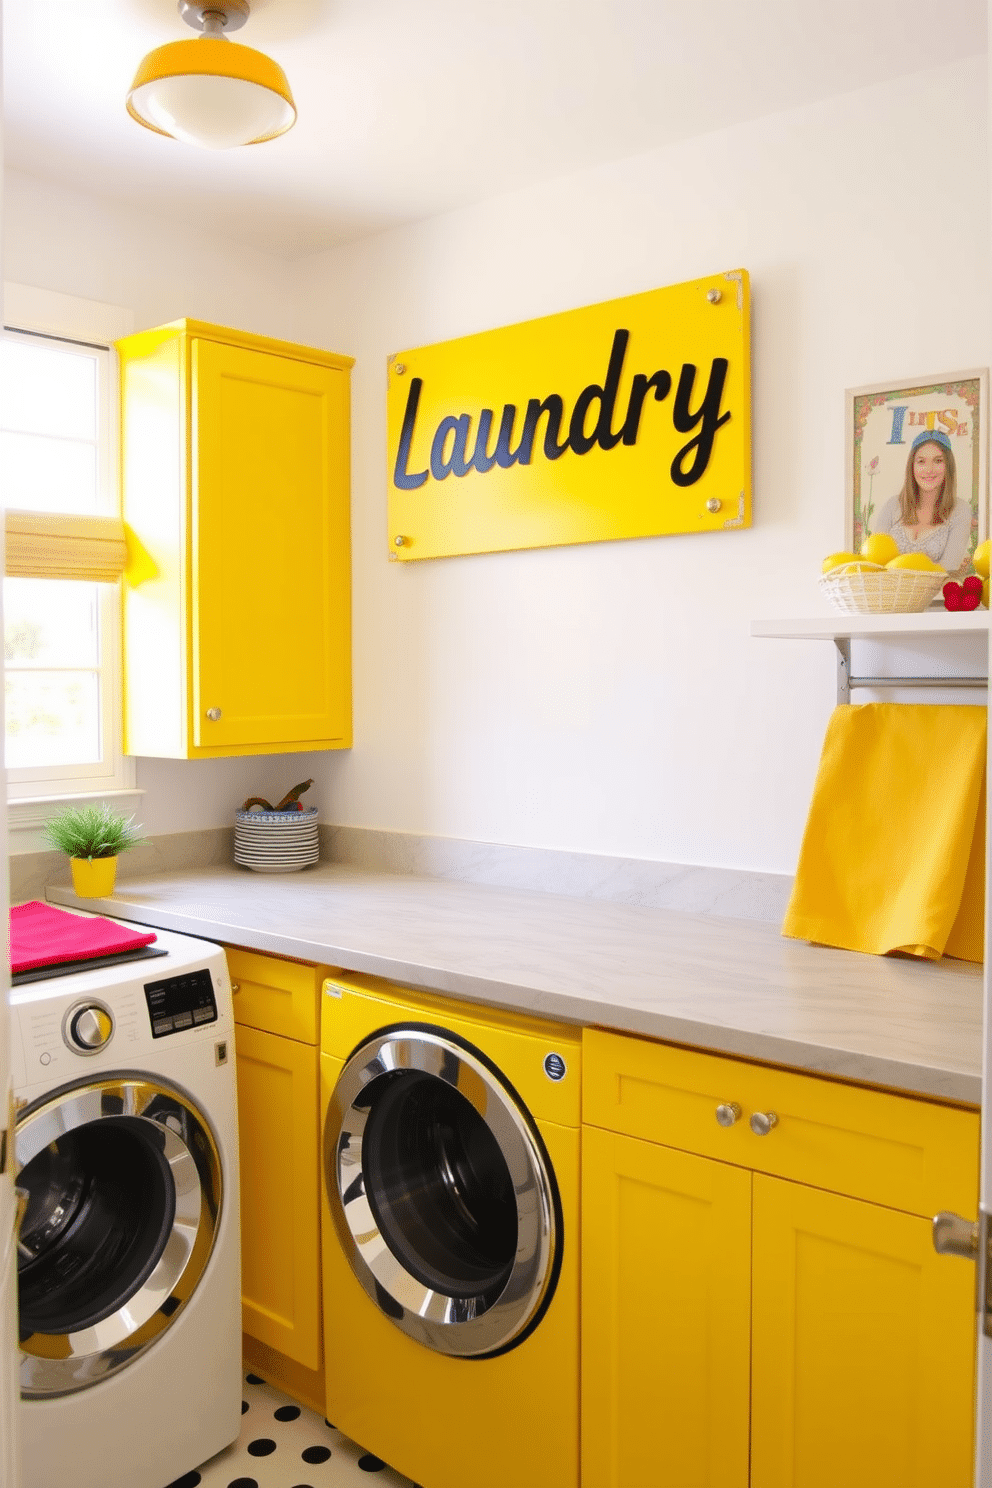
[68,1004,114,1051]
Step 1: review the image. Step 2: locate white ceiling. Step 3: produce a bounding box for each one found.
[3,0,988,259]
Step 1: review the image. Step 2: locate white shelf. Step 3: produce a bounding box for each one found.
[751,611,991,642]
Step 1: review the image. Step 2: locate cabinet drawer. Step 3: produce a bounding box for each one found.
[225,946,328,1045]
[583,1028,979,1220]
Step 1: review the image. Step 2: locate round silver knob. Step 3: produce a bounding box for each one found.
[394,535,408,547]
[750,1111,779,1136]
[715,1102,742,1127]
[706,497,722,513]
[69,1005,114,1051]
[206,707,222,721]
[706,288,722,304]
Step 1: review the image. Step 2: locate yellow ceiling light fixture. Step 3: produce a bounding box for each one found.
[127,1,296,150]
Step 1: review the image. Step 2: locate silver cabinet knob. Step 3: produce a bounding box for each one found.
[69,1005,114,1051]
[715,1102,742,1127]
[932,1211,979,1259]
[750,1111,778,1136]
[206,707,222,721]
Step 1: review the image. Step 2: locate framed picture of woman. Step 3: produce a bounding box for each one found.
[846,369,988,575]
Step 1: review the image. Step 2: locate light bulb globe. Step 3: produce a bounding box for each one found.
[127,37,296,148]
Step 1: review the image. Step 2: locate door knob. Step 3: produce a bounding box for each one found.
[750,1111,778,1136]
[932,1211,979,1259]
[715,1102,742,1127]
[933,1210,992,1340]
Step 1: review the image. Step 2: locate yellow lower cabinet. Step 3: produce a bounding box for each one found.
[581,1124,752,1488]
[582,1029,980,1488]
[751,1174,976,1488]
[235,1021,321,1371]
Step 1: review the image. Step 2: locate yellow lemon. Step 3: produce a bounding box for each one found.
[972,539,991,578]
[886,552,944,572]
[860,532,899,565]
[821,551,859,573]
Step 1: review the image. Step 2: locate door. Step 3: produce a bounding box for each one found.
[580,1125,751,1488]
[326,1024,562,1359]
[234,1022,321,1370]
[14,1075,222,1397]
[191,338,350,750]
[752,1175,975,1488]
[0,746,17,1485]
[977,679,992,1485]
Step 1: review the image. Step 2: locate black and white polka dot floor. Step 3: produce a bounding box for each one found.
[165,1370,419,1488]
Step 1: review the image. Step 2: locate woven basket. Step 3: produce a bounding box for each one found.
[818,564,945,615]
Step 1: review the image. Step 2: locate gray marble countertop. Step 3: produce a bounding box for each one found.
[47,862,984,1105]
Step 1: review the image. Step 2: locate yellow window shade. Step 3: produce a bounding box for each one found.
[4,511,127,583]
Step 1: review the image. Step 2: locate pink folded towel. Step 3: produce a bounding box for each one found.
[10,900,156,974]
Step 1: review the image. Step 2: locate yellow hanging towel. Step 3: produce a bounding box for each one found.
[782,703,986,962]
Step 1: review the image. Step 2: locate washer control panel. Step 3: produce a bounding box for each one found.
[144,968,218,1039]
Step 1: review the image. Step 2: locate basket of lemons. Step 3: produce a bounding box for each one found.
[820,533,947,614]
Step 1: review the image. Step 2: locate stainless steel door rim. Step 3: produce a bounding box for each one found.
[327,1026,562,1358]
[15,1074,222,1397]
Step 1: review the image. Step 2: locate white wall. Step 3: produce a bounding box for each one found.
[3,170,335,840]
[3,170,308,343]
[4,56,989,872]
[294,55,991,875]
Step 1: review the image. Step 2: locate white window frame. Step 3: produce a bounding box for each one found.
[3,284,139,844]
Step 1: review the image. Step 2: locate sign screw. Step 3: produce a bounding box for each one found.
[394,535,409,547]
[706,289,722,304]
[394,363,407,375]
[706,498,722,513]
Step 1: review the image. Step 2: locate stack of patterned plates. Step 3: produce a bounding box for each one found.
[234,807,319,873]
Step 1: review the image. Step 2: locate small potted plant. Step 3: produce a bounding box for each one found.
[43,804,149,899]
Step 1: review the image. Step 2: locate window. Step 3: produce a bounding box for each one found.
[2,285,136,833]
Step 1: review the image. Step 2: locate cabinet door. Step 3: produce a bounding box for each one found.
[192,338,351,749]
[581,1126,751,1488]
[235,1023,321,1371]
[751,1174,976,1488]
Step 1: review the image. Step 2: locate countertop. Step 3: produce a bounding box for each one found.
[47,861,984,1105]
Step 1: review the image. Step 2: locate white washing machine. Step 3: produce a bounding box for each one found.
[9,921,242,1488]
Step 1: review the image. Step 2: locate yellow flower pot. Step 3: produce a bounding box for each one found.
[70,856,118,899]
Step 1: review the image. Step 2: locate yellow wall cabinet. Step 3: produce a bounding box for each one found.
[227,946,332,1413]
[117,321,353,758]
[582,1029,980,1488]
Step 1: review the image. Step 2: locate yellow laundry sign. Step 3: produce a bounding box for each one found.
[386,269,750,561]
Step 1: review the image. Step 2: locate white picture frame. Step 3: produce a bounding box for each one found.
[845,368,988,567]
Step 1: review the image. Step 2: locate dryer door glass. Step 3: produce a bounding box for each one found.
[363,1068,518,1304]
[15,1076,222,1398]
[328,1026,562,1359]
[17,1115,176,1336]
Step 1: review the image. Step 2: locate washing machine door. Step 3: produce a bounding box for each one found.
[326,1024,563,1359]
[15,1073,222,1398]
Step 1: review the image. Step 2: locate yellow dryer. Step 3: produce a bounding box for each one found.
[320,973,580,1488]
